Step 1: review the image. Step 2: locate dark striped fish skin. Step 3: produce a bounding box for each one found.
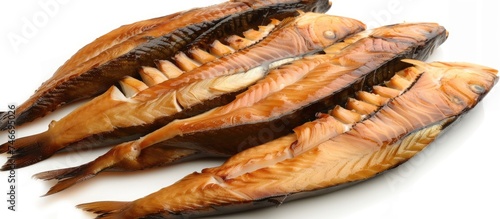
[76,61,497,219]
[0,0,331,130]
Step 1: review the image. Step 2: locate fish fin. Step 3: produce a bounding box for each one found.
[0,132,55,170]
[33,166,80,180]
[77,201,130,218]
[0,111,8,130]
[38,162,104,196]
[272,16,296,32]
[0,141,10,154]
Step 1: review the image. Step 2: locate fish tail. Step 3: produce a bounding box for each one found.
[36,162,101,196]
[37,146,202,195]
[33,166,80,180]
[0,132,55,170]
[35,142,134,195]
[43,176,84,196]
[77,201,130,219]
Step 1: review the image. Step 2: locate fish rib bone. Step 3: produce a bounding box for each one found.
[219,67,426,180]
[156,60,184,78]
[123,20,283,98]
[356,91,389,106]
[372,85,401,98]
[189,48,217,64]
[211,40,237,57]
[174,52,202,71]
[139,66,169,86]
[119,76,148,98]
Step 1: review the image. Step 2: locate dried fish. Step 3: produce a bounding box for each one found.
[1,13,364,170]
[0,0,332,129]
[77,60,498,219]
[35,22,447,195]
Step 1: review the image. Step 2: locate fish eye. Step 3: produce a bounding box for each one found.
[323,30,336,39]
[470,84,486,94]
[450,95,464,105]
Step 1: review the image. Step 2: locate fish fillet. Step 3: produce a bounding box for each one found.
[1,13,365,170]
[0,0,332,129]
[78,60,498,219]
[36,22,447,195]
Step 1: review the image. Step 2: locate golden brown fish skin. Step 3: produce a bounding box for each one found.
[35,55,336,193]
[0,19,282,165]
[1,13,364,171]
[0,0,331,129]
[157,22,448,156]
[33,13,366,195]
[35,22,446,196]
[78,61,497,219]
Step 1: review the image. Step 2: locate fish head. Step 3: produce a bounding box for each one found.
[405,59,498,109]
[296,13,366,49]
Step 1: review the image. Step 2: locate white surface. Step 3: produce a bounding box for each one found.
[0,0,499,218]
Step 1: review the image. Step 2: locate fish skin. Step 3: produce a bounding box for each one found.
[36,22,445,195]
[1,12,364,171]
[152,22,448,156]
[36,54,336,183]
[0,0,331,129]
[77,61,498,219]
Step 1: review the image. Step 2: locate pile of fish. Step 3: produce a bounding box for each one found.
[0,0,497,218]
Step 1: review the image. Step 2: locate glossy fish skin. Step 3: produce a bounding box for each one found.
[161,23,447,156]
[0,0,331,129]
[0,19,280,169]
[36,22,446,195]
[147,22,448,156]
[77,61,498,219]
[1,13,364,171]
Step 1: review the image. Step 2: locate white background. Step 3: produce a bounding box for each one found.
[0,0,499,218]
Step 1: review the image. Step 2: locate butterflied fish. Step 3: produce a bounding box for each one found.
[35,22,447,195]
[1,13,365,170]
[76,60,498,219]
[0,0,332,129]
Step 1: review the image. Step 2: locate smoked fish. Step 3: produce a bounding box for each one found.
[36,22,447,195]
[0,0,331,129]
[1,13,365,170]
[77,60,498,219]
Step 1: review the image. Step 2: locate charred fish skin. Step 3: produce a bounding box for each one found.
[33,13,366,195]
[159,22,448,156]
[0,0,331,130]
[77,61,497,219]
